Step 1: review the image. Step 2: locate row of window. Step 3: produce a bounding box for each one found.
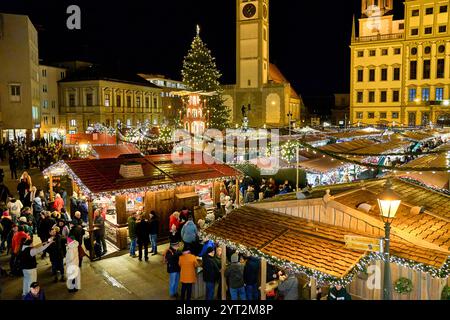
[356,90,400,103]
[410,45,446,56]
[357,67,401,82]
[357,48,401,58]
[355,112,399,120]
[42,100,56,109]
[41,69,66,79]
[42,116,57,125]
[407,87,446,102]
[411,5,448,17]
[410,25,447,36]
[409,59,446,79]
[68,93,159,109]
[69,118,155,128]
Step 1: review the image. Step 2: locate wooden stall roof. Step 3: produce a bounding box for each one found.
[349,140,411,155]
[92,144,141,159]
[46,153,241,195]
[326,130,382,140]
[205,207,448,279]
[333,179,450,252]
[400,131,436,142]
[319,139,376,153]
[299,156,353,174]
[65,133,117,146]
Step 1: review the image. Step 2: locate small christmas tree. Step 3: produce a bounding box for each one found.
[182,25,230,131]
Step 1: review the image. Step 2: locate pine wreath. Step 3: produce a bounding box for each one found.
[394,277,413,295]
[442,285,450,300]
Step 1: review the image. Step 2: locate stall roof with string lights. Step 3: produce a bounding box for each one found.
[43,153,242,197]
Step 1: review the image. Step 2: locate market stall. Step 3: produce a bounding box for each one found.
[43,153,242,253]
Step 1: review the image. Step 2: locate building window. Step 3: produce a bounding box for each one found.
[42,69,47,77]
[369,69,375,82]
[104,94,110,107]
[86,93,93,106]
[43,100,48,108]
[52,101,56,108]
[145,97,150,109]
[409,88,417,102]
[424,46,431,54]
[136,96,141,108]
[440,5,448,13]
[52,116,56,125]
[425,7,434,15]
[410,61,417,80]
[381,49,388,56]
[43,116,48,125]
[127,96,132,108]
[394,48,401,55]
[392,112,399,119]
[423,60,431,79]
[438,45,446,53]
[411,47,418,55]
[356,112,363,119]
[393,67,400,81]
[399,23,405,30]
[369,91,375,102]
[437,59,445,78]
[424,27,433,34]
[439,25,447,33]
[116,95,121,107]
[368,112,375,119]
[43,85,47,93]
[357,51,364,57]
[393,90,400,102]
[357,69,364,82]
[69,94,75,107]
[380,112,387,119]
[153,97,158,109]
[422,88,430,101]
[411,28,419,36]
[369,50,376,57]
[60,72,65,79]
[70,119,77,127]
[357,92,363,103]
[436,87,444,101]
[412,9,420,16]
[126,119,132,127]
[381,68,388,81]
[380,91,387,102]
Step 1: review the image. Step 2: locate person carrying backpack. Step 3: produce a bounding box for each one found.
[20,237,53,297]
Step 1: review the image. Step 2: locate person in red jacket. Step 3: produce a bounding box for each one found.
[53,193,64,212]
[169,212,181,243]
[12,225,29,255]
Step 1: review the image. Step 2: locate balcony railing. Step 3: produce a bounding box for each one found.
[354,33,404,43]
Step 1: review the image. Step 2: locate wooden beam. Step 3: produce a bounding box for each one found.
[260,258,267,301]
[235,178,240,207]
[88,199,95,260]
[310,278,317,300]
[221,243,227,300]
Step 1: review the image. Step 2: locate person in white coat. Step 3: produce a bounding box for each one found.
[65,237,81,293]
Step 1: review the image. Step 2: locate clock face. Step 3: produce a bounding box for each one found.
[243,3,257,18]
[263,4,268,19]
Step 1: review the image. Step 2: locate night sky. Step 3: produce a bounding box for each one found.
[0,0,404,114]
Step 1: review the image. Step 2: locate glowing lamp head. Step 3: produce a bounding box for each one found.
[377,180,401,222]
[79,144,88,152]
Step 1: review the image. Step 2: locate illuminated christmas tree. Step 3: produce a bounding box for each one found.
[182,25,230,131]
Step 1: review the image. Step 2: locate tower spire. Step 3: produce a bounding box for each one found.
[352,15,356,41]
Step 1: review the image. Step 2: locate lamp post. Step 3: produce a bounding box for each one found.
[377,179,401,301]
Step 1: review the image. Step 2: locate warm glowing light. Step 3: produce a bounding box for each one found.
[377,180,401,221]
[79,144,89,152]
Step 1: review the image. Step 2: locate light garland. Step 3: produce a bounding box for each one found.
[281,140,300,162]
[200,226,449,287]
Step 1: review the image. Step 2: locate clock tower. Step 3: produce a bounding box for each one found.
[236,0,269,89]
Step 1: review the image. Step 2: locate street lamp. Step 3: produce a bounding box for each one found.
[377,179,401,301]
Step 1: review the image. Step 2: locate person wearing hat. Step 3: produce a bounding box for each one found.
[19,216,33,236]
[65,237,81,293]
[202,246,220,300]
[164,241,182,298]
[225,253,247,300]
[23,282,46,301]
[20,237,53,297]
[178,244,199,301]
[0,211,13,252]
[277,270,299,300]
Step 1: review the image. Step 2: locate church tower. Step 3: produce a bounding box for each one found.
[361,0,393,17]
[236,0,269,89]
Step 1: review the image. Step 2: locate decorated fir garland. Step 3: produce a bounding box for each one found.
[393,277,414,295]
[281,140,300,162]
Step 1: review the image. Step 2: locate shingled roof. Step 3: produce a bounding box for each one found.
[44,153,241,195]
[205,206,448,279]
